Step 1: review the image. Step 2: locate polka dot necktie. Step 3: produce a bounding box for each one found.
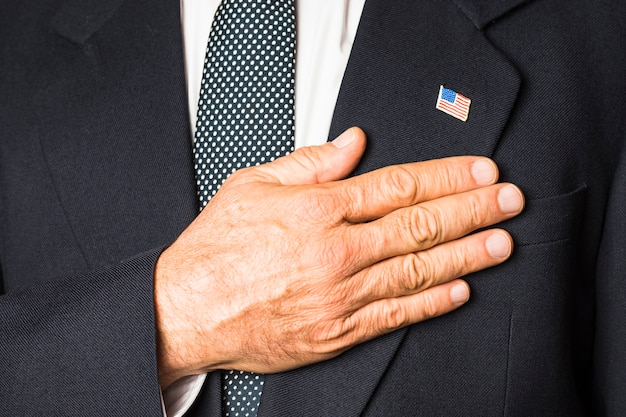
[192,1,296,416]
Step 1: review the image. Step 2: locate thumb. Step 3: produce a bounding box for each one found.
[252,127,367,185]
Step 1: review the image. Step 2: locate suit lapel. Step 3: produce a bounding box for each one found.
[39,0,198,266]
[330,0,522,177]
[261,0,523,415]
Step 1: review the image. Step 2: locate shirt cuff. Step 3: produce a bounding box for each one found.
[161,373,208,417]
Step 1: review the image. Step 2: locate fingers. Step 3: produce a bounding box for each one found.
[348,229,513,305]
[338,231,513,343]
[342,278,470,343]
[349,182,524,267]
[230,127,504,231]
[335,155,500,222]
[248,127,367,185]
[331,229,514,345]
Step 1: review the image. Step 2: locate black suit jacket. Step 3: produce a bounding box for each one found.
[1,0,625,415]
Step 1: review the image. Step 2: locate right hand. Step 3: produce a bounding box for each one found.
[154,127,524,388]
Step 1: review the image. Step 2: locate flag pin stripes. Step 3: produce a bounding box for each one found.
[435,85,471,122]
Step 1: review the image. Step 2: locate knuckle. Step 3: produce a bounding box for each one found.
[465,192,489,228]
[413,161,464,198]
[308,319,343,346]
[402,253,432,292]
[450,242,478,276]
[325,317,355,343]
[381,299,410,329]
[385,166,418,202]
[307,316,358,357]
[409,206,443,246]
[440,162,466,192]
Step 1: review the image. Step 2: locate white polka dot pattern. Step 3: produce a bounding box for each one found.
[192,1,295,416]
[223,370,265,417]
[193,0,296,209]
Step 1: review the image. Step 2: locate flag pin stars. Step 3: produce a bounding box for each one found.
[436,85,471,122]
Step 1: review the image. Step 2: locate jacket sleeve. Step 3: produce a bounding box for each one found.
[0,249,165,416]
[593,137,626,415]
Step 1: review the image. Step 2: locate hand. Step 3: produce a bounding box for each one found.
[154,127,524,388]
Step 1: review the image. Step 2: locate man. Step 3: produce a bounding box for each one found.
[1,1,624,416]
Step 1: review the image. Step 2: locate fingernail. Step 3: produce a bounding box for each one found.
[450,283,470,305]
[486,232,512,258]
[331,128,355,148]
[471,159,497,185]
[497,185,524,214]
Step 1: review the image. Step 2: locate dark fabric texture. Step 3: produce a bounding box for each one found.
[1,0,624,415]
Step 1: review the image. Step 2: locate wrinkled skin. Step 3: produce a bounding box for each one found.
[154,128,524,388]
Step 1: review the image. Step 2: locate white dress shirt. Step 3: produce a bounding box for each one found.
[164,1,366,415]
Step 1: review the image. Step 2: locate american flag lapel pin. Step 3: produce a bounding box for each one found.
[435,85,471,122]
